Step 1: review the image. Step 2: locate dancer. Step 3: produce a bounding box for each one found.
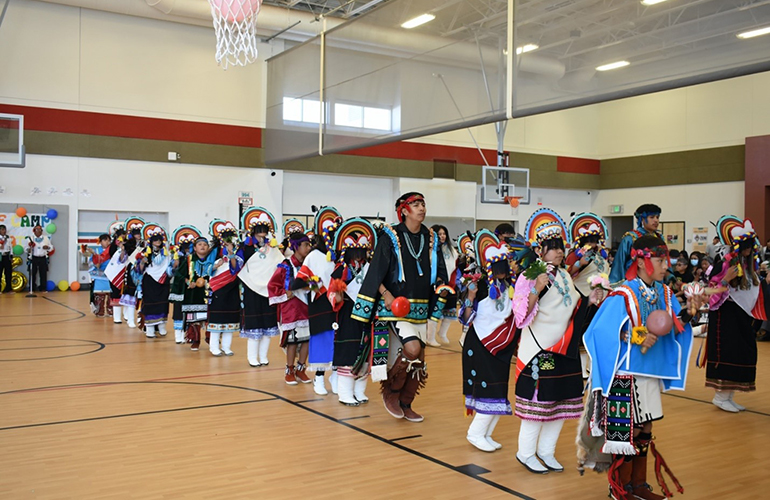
[706,216,767,412]
[455,231,477,347]
[269,230,313,385]
[85,233,114,317]
[120,217,146,327]
[238,207,281,367]
[28,224,53,292]
[174,235,215,351]
[136,224,173,338]
[427,224,458,346]
[512,208,598,474]
[169,225,203,343]
[294,206,342,395]
[325,218,378,406]
[461,230,517,452]
[206,220,243,357]
[609,204,661,285]
[352,192,448,422]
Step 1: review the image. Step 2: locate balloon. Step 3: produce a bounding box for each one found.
[15,207,26,217]
[47,208,58,220]
[46,223,57,234]
[46,280,56,292]
[57,280,69,291]
[70,281,81,291]
[390,296,411,318]
[12,245,24,256]
[48,247,55,257]
[646,309,673,337]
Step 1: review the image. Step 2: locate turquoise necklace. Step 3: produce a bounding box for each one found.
[403,232,425,276]
[637,278,658,324]
[550,268,573,307]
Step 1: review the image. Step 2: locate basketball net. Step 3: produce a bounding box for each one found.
[208,0,262,69]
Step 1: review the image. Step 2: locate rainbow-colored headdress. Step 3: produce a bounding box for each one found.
[142,223,167,242]
[172,225,202,248]
[124,216,146,235]
[242,206,277,234]
[314,206,343,261]
[525,208,568,247]
[717,215,760,262]
[569,212,607,246]
[108,220,124,238]
[283,218,305,238]
[209,219,238,243]
[474,229,513,300]
[457,232,475,258]
[333,217,376,263]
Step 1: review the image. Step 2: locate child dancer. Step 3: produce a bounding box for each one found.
[206,220,243,356]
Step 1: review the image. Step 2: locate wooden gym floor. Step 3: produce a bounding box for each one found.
[1,292,769,499]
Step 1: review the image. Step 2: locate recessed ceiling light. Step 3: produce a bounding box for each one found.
[641,0,669,5]
[401,14,435,29]
[737,26,770,39]
[515,44,539,55]
[596,60,630,71]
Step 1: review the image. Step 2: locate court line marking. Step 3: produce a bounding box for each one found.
[390,434,422,442]
[0,380,536,499]
[0,296,86,327]
[0,338,105,362]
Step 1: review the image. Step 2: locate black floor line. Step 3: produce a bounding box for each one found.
[0,397,277,431]
[0,337,105,362]
[389,434,422,442]
[0,296,86,327]
[456,464,491,476]
[0,344,95,352]
[338,415,370,422]
[0,380,536,499]
[295,398,324,403]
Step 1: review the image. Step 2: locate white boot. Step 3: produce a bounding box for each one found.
[354,377,369,403]
[221,332,233,356]
[329,369,339,394]
[536,419,565,472]
[713,390,739,412]
[728,392,746,411]
[174,329,185,344]
[579,351,590,379]
[158,321,167,337]
[247,338,259,367]
[258,336,270,365]
[459,325,468,348]
[145,325,157,338]
[210,331,223,356]
[426,320,441,347]
[486,415,502,449]
[112,306,123,324]
[313,374,328,396]
[467,413,497,452]
[516,420,548,474]
[437,318,451,345]
[125,306,136,328]
[337,375,359,406]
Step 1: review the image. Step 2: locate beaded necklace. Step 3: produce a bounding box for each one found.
[403,231,425,276]
[636,278,659,324]
[549,268,573,307]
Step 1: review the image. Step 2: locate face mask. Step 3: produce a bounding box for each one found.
[669,258,677,266]
[690,259,699,267]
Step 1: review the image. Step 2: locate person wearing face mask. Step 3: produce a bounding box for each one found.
[609,204,662,286]
[237,208,282,366]
[706,217,768,412]
[512,209,604,475]
[579,235,698,500]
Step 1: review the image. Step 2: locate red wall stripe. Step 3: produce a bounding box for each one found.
[0,104,261,148]
[557,156,600,175]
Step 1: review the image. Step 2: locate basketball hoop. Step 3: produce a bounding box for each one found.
[504,196,522,208]
[208,0,262,69]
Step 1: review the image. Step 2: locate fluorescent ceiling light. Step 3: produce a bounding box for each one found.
[641,0,669,5]
[515,44,539,55]
[737,26,770,39]
[401,14,435,29]
[596,60,630,71]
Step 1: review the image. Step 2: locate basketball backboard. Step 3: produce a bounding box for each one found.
[0,113,24,168]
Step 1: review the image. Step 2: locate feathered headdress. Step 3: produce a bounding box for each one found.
[474,229,513,300]
[333,217,376,263]
[525,208,568,247]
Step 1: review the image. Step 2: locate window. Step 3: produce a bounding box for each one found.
[283,97,321,124]
[333,102,391,131]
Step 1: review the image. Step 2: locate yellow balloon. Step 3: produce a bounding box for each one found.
[57,280,69,291]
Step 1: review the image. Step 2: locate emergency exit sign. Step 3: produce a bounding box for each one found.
[609,205,624,214]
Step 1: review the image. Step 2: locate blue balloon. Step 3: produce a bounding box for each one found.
[47,208,58,220]
[46,280,56,292]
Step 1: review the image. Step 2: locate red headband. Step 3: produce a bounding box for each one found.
[396,195,424,223]
[625,245,668,281]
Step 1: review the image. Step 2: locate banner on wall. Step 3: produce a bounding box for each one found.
[692,227,708,253]
[0,213,54,248]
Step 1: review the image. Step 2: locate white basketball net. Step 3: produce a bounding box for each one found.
[208,0,262,69]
